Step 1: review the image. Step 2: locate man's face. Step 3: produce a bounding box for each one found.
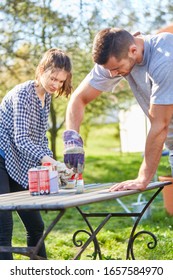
[103,55,136,77]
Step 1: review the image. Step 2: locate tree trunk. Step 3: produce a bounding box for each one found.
[49,101,65,159]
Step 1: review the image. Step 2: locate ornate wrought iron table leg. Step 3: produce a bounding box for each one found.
[30,209,66,259]
[73,209,112,260]
[126,186,164,259]
[73,186,165,260]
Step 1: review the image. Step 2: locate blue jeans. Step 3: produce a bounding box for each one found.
[0,156,47,259]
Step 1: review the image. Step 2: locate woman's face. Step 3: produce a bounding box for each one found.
[40,69,68,94]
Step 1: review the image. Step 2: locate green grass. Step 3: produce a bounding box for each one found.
[12,123,173,260]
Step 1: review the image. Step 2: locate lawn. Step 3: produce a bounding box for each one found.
[12,123,173,260]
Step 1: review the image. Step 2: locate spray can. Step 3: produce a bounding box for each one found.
[76,174,84,194]
[28,168,40,196]
[38,167,50,195]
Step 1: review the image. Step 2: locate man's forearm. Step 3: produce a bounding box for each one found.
[65,81,102,132]
[138,128,167,185]
[66,96,85,132]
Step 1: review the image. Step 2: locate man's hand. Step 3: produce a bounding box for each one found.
[63,130,84,173]
[109,179,147,192]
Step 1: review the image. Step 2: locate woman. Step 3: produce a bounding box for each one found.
[0,48,72,259]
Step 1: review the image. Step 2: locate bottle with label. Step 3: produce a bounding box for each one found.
[42,162,59,193]
[76,174,84,194]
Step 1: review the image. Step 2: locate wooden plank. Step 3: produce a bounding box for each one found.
[0,181,171,211]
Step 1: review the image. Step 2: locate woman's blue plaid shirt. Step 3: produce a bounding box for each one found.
[0,80,53,188]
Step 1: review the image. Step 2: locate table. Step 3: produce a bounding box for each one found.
[0,180,171,260]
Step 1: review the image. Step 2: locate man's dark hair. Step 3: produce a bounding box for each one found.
[92,28,135,65]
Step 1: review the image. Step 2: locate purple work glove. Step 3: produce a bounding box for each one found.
[63,130,85,174]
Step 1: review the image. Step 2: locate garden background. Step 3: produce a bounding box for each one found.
[1,0,173,260]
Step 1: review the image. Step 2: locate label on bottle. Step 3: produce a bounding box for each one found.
[76,178,84,194]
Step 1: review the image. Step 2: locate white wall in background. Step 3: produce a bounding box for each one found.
[119,104,150,153]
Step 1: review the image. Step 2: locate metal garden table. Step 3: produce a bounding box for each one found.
[0,180,171,260]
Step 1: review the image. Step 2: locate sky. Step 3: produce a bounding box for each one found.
[52,0,173,33]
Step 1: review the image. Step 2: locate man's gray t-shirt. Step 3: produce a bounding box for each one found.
[85,32,173,150]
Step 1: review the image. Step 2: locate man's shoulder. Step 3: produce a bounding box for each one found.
[143,32,173,68]
[145,32,173,46]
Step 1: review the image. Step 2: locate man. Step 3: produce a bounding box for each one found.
[63,27,173,192]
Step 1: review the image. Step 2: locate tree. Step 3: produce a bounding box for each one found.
[0,0,77,157]
[1,0,173,157]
